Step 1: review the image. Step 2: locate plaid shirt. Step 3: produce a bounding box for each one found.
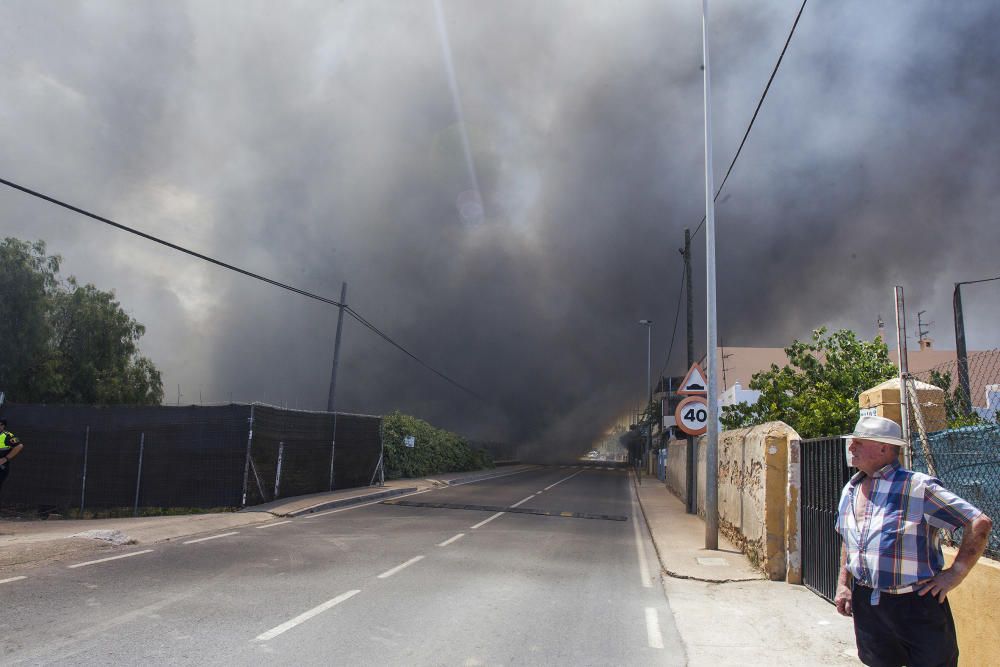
[834,461,982,605]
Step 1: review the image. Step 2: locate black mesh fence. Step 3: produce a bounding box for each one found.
[908,350,1000,559]
[0,403,382,514]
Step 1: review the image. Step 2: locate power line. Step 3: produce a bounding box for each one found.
[692,0,809,240]
[0,176,486,403]
[656,264,687,386]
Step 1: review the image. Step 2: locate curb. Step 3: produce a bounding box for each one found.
[630,471,763,585]
[282,487,419,517]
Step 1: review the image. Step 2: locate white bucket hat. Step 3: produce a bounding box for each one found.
[846,415,908,448]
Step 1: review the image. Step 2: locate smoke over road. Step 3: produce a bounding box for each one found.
[1,1,998,459]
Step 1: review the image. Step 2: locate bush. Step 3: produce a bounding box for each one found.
[382,411,493,479]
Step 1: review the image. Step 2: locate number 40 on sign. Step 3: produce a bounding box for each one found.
[674,396,709,436]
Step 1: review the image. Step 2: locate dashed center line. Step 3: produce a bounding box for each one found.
[438,533,465,547]
[645,607,664,649]
[183,531,239,545]
[254,589,360,642]
[377,555,425,579]
[68,550,154,569]
[509,494,535,508]
[1,576,27,585]
[470,512,505,529]
[255,520,293,529]
[544,470,584,491]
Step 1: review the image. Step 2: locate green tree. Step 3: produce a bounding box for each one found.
[720,328,897,438]
[0,237,163,405]
[927,369,983,428]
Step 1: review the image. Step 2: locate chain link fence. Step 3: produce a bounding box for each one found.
[908,349,1000,559]
[0,402,382,516]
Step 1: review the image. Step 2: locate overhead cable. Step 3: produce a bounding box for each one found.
[0,176,485,402]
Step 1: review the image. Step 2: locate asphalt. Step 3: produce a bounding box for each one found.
[0,463,860,665]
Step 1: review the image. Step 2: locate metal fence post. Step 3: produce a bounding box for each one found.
[328,413,337,492]
[80,426,90,516]
[274,441,285,499]
[133,433,145,517]
[241,405,255,506]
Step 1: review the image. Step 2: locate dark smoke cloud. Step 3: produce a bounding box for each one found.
[1,1,997,461]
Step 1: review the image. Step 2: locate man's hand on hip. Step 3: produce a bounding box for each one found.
[917,567,964,603]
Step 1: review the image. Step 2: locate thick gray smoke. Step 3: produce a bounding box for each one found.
[1,1,998,460]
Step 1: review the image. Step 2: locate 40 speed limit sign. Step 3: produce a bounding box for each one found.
[675,396,709,436]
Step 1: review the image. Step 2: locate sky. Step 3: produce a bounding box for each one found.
[1,1,998,458]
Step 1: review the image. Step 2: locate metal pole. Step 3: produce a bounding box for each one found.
[953,283,971,414]
[133,433,145,517]
[327,282,348,412]
[241,405,255,506]
[685,228,697,514]
[895,287,912,468]
[702,0,720,550]
[328,414,337,492]
[80,426,90,515]
[274,441,285,499]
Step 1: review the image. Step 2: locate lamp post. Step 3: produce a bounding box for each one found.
[701,0,719,550]
[639,320,653,473]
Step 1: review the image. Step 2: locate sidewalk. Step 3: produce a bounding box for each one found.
[0,465,538,574]
[633,473,861,666]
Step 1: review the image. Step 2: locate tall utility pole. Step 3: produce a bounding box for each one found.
[639,319,653,470]
[326,282,348,413]
[894,286,912,468]
[684,228,697,514]
[953,283,971,413]
[701,0,720,550]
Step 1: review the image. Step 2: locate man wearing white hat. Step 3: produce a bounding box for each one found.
[833,415,993,667]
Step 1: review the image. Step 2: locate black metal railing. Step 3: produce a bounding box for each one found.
[801,436,851,602]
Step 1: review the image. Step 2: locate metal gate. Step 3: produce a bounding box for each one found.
[800,436,852,602]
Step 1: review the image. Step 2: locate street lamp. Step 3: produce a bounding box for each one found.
[639,320,653,474]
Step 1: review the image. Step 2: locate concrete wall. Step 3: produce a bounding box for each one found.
[942,547,1000,666]
[663,422,799,580]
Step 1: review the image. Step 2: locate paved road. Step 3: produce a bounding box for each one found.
[1,465,685,666]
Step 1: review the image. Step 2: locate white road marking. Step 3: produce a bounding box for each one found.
[0,576,27,585]
[377,555,425,579]
[302,489,432,519]
[631,496,652,588]
[254,590,360,642]
[256,521,293,529]
[68,550,154,569]
[544,470,584,491]
[645,607,664,649]
[438,533,465,547]
[509,494,535,508]
[183,531,239,545]
[446,468,537,487]
[471,512,505,529]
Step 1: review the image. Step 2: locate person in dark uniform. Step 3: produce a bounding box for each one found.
[0,418,25,493]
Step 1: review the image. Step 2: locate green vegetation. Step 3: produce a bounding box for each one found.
[382,411,493,479]
[720,328,897,439]
[0,238,163,405]
[926,369,987,428]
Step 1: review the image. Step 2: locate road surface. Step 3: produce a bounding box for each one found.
[2,465,684,666]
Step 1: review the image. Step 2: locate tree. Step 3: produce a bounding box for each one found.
[927,369,983,428]
[0,237,163,405]
[720,328,897,438]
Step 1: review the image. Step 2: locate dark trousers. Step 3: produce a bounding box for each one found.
[853,582,959,667]
[0,464,7,492]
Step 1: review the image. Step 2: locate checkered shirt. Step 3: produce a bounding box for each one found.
[834,461,982,605]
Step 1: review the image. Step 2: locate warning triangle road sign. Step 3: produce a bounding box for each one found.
[678,362,708,395]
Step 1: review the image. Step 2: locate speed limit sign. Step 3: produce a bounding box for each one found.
[675,396,709,436]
